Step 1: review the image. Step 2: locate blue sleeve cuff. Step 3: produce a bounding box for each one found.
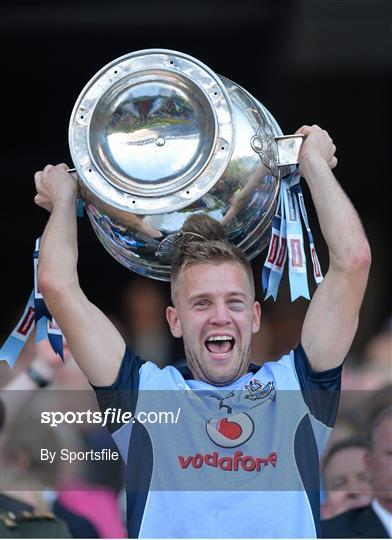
[294,343,342,427]
[90,348,144,433]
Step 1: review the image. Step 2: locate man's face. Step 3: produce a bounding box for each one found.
[322,447,371,518]
[366,415,392,511]
[166,261,260,385]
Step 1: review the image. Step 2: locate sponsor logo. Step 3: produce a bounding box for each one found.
[276,238,287,269]
[311,246,322,277]
[267,233,279,264]
[290,238,303,267]
[244,379,275,402]
[206,412,254,448]
[178,450,277,472]
[17,307,35,336]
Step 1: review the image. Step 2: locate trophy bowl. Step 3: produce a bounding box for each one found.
[69,49,284,280]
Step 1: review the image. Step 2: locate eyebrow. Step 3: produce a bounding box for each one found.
[187,291,249,303]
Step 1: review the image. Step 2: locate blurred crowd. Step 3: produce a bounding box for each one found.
[0,277,391,538]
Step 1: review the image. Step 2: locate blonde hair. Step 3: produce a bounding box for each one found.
[170,214,255,304]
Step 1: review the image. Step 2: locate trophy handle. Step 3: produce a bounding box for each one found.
[274,135,306,167]
[251,133,306,171]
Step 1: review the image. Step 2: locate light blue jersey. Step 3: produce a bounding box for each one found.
[93,345,341,538]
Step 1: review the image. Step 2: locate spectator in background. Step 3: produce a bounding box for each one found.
[0,399,71,537]
[120,277,182,367]
[54,428,126,538]
[3,411,109,537]
[322,406,392,538]
[359,324,392,390]
[364,322,391,366]
[321,436,372,519]
[1,338,126,538]
[1,338,66,512]
[326,412,358,448]
[0,399,35,514]
[341,322,392,393]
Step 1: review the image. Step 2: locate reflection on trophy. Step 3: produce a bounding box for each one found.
[69,49,303,280]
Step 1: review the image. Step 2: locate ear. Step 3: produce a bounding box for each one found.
[166,306,183,338]
[252,301,261,334]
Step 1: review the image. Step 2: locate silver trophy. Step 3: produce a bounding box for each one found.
[68,49,303,280]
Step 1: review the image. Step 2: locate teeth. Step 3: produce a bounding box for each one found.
[206,336,233,342]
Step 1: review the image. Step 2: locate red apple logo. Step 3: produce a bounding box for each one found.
[206,413,254,448]
[216,417,242,440]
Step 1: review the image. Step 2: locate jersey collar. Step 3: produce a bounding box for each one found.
[178,363,260,381]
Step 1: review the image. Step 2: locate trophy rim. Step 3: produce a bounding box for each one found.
[69,49,235,215]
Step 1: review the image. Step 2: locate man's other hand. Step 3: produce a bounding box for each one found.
[296,124,338,176]
[34,163,77,213]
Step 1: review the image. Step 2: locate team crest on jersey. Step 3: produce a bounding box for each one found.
[210,391,235,414]
[206,412,254,448]
[244,379,275,401]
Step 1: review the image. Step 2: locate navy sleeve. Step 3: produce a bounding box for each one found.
[90,348,144,434]
[294,344,342,427]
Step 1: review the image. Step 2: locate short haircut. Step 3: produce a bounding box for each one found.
[170,214,255,304]
[321,436,369,477]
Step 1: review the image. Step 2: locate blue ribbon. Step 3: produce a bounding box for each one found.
[0,291,35,367]
[0,198,84,367]
[262,170,322,301]
[264,192,287,300]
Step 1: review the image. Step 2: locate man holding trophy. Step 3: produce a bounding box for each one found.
[32,50,370,538]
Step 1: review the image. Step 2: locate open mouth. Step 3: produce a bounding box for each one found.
[205,335,235,359]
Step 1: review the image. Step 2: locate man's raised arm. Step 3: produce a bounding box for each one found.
[298,125,371,371]
[35,163,125,386]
